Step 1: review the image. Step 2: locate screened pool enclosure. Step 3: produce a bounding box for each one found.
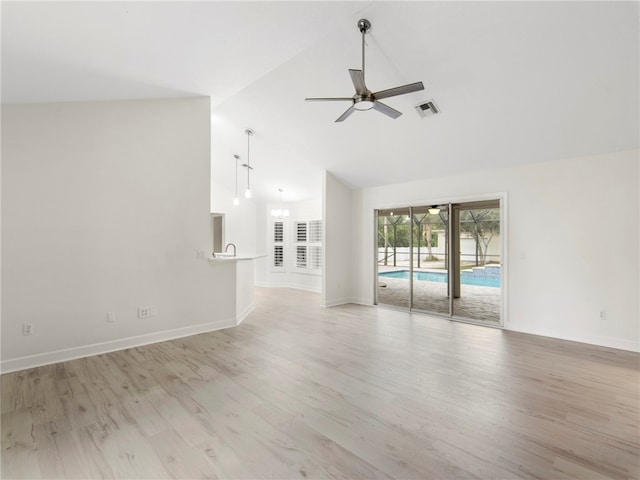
[375,200,503,325]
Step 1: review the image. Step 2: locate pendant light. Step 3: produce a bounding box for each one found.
[242,128,254,198]
[233,154,240,206]
[428,205,440,215]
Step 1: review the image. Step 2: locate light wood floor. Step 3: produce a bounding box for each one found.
[2,288,639,479]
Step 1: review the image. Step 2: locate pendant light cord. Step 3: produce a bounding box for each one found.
[234,155,239,197]
[246,131,251,189]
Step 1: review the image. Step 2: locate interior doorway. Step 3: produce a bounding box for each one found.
[211,213,225,254]
[375,198,503,326]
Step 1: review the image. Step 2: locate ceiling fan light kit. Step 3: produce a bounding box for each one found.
[353,99,375,111]
[306,18,425,122]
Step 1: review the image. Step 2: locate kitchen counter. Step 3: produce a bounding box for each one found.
[207,254,266,325]
[208,253,266,263]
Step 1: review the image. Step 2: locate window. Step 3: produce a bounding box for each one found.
[309,220,322,269]
[273,221,284,270]
[293,219,322,273]
[274,221,283,242]
[310,245,322,270]
[274,245,284,268]
[294,221,307,268]
[271,217,322,275]
[295,221,307,242]
[309,220,322,243]
[296,245,307,268]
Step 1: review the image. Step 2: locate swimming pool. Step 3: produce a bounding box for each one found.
[379,269,500,288]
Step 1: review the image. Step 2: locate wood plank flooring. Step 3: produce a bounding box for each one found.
[2,287,639,479]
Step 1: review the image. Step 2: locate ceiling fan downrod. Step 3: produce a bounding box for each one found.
[358,18,371,84]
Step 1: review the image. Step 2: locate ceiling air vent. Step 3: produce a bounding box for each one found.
[415,100,439,118]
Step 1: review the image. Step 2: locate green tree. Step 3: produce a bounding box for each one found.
[412,213,442,261]
[459,208,500,265]
[378,214,410,266]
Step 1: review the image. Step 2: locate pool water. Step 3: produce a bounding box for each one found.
[379,269,500,288]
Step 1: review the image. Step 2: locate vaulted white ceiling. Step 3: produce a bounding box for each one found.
[3,1,638,203]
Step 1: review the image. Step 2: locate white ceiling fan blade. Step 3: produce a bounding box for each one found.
[349,69,367,95]
[373,81,424,100]
[372,101,402,119]
[335,105,357,122]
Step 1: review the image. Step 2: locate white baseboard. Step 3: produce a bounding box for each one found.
[505,325,640,352]
[348,297,373,306]
[255,282,321,293]
[0,317,239,374]
[236,303,255,325]
[321,297,367,308]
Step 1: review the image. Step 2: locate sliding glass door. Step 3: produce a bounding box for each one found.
[375,199,502,326]
[451,201,501,324]
[410,206,450,315]
[376,208,410,309]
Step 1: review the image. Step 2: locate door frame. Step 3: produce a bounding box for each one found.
[373,192,508,328]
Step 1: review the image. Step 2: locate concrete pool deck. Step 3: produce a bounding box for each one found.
[377,265,501,324]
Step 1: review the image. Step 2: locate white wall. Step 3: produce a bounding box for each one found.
[350,189,366,304]
[211,180,257,256]
[322,171,353,306]
[258,198,322,292]
[351,150,639,352]
[1,98,240,372]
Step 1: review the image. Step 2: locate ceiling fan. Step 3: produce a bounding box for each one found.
[305,18,425,122]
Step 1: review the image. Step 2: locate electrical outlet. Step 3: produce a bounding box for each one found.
[138,307,151,319]
[23,323,33,335]
[600,310,607,320]
[107,312,116,323]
